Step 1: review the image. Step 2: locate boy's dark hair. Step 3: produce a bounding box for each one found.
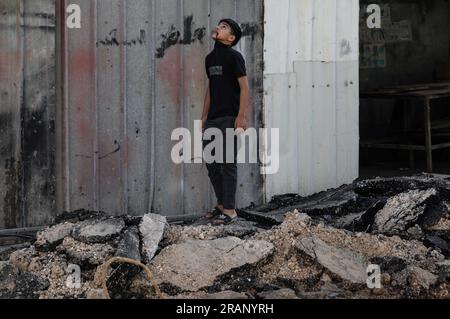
[219,18,242,46]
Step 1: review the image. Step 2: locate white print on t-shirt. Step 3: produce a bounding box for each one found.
[209,66,223,76]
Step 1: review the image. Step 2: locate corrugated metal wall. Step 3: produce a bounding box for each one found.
[57,0,264,217]
[263,0,360,199]
[0,0,56,229]
[1,0,362,228]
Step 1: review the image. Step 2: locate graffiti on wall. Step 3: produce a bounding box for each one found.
[156,15,207,58]
[96,29,146,47]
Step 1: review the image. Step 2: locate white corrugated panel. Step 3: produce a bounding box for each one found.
[263,0,360,200]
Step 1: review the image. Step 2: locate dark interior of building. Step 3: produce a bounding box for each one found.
[359,0,450,179]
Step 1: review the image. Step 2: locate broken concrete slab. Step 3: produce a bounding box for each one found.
[164,220,264,245]
[240,185,359,226]
[62,237,115,267]
[139,214,167,264]
[295,236,368,284]
[355,175,450,198]
[72,218,125,244]
[373,189,443,235]
[436,260,450,282]
[34,222,75,251]
[150,237,274,292]
[115,227,141,261]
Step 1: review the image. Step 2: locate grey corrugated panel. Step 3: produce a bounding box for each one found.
[152,0,185,216]
[96,0,126,215]
[59,0,264,217]
[180,0,211,215]
[21,0,56,227]
[66,0,97,212]
[264,0,360,200]
[235,0,265,209]
[124,0,153,216]
[0,0,56,229]
[0,0,23,229]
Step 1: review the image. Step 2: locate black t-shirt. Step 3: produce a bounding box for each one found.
[205,41,247,121]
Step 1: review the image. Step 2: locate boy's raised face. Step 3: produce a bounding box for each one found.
[211,21,236,45]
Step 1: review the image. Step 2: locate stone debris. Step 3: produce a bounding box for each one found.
[373,189,445,235]
[0,174,448,299]
[34,222,75,251]
[139,214,167,263]
[150,237,274,292]
[72,218,125,244]
[61,237,115,267]
[295,236,368,284]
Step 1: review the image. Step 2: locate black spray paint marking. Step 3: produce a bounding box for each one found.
[241,22,260,41]
[97,29,146,47]
[156,15,206,58]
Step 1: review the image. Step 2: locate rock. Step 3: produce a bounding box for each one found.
[436,260,450,282]
[381,273,391,286]
[292,211,312,224]
[258,288,299,299]
[422,201,448,228]
[139,214,167,263]
[15,272,50,299]
[320,273,332,283]
[423,236,450,256]
[337,201,386,232]
[406,225,424,240]
[34,222,75,251]
[295,236,367,284]
[55,209,105,224]
[115,227,141,261]
[73,218,125,244]
[0,261,17,293]
[373,189,442,235]
[407,266,438,290]
[9,248,35,272]
[222,221,263,238]
[62,237,115,267]
[164,221,263,246]
[150,237,274,292]
[108,227,142,298]
[354,176,450,198]
[370,256,407,275]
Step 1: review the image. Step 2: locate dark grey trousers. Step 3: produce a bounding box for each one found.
[202,116,238,210]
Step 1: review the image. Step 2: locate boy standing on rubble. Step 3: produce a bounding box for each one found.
[201,19,250,225]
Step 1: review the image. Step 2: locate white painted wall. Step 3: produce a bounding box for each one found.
[263,0,360,200]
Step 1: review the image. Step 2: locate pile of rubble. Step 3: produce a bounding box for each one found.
[0,174,449,299]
